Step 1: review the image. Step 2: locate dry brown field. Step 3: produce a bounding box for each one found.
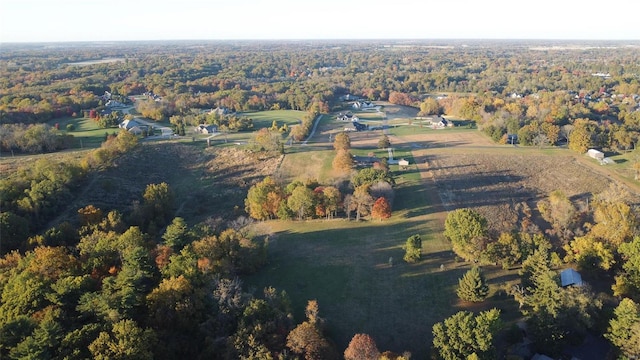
[398,130,640,235]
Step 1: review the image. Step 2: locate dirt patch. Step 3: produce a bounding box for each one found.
[377,102,420,120]
[204,146,283,188]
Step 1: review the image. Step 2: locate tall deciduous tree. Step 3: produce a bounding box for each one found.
[350,186,374,221]
[287,186,316,220]
[443,208,488,262]
[537,190,576,240]
[333,132,351,151]
[457,267,489,302]
[371,197,392,221]
[344,333,380,360]
[332,150,354,174]
[286,300,336,360]
[245,176,282,220]
[322,186,342,219]
[568,118,594,153]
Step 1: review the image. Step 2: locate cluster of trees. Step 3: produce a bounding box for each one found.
[289,111,317,142]
[88,109,123,129]
[0,203,295,359]
[442,183,640,358]
[244,132,395,222]
[0,123,74,154]
[245,177,342,221]
[0,131,139,251]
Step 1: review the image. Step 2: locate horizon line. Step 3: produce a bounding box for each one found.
[2,38,640,45]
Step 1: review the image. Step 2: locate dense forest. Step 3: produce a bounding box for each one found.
[1,40,640,359]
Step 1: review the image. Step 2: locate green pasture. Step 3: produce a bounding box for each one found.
[51,117,116,149]
[589,150,640,188]
[244,125,529,356]
[239,109,306,129]
[245,177,460,356]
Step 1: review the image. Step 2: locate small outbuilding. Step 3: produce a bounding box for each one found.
[560,268,583,287]
[587,149,605,160]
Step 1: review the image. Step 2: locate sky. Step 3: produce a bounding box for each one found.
[1,0,640,43]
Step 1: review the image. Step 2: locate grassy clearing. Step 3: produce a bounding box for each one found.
[245,127,466,356]
[274,149,335,183]
[603,150,640,187]
[246,173,459,356]
[52,117,115,149]
[239,109,306,129]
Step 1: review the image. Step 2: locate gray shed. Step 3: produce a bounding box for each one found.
[560,268,583,287]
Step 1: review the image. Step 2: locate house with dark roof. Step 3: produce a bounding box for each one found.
[196,124,218,134]
[336,112,359,122]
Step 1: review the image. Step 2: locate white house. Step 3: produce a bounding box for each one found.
[352,101,375,109]
[119,119,140,130]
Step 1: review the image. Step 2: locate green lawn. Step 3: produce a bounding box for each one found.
[242,124,534,356]
[605,150,640,186]
[245,180,459,357]
[51,117,116,149]
[239,109,307,129]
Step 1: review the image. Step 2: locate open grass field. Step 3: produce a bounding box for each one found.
[51,117,116,149]
[239,109,306,129]
[244,118,640,357]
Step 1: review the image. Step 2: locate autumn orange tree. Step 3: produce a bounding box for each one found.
[333,132,351,151]
[332,150,354,174]
[344,333,380,360]
[371,197,391,221]
[286,300,337,360]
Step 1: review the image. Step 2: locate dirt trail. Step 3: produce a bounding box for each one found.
[412,148,449,231]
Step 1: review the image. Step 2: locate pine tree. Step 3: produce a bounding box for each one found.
[457,267,489,302]
[605,298,640,359]
[403,234,422,263]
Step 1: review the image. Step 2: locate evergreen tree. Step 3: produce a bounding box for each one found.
[432,309,501,360]
[457,267,489,302]
[403,234,422,263]
[606,298,640,359]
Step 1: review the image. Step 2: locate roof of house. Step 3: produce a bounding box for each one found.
[560,268,583,287]
[119,119,140,130]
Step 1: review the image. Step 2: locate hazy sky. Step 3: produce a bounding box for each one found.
[2,0,639,42]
